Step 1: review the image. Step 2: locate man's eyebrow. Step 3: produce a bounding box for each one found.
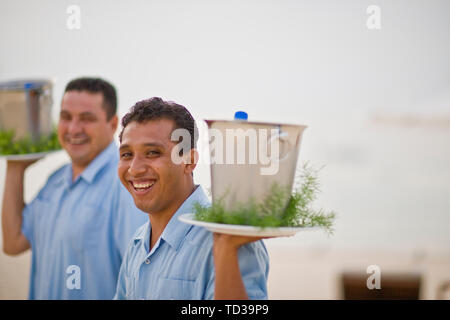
[143,142,165,148]
[79,112,97,117]
[119,142,165,150]
[59,110,96,117]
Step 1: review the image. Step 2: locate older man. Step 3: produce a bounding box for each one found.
[1,77,147,299]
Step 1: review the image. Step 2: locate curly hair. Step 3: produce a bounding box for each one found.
[119,97,198,151]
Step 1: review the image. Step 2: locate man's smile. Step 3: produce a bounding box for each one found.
[64,135,90,146]
[129,179,157,195]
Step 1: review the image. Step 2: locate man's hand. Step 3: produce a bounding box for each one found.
[212,233,269,300]
[213,233,267,252]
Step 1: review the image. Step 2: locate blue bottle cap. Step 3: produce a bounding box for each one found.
[24,82,35,90]
[234,111,248,121]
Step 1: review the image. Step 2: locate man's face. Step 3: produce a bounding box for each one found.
[58,90,117,169]
[118,119,189,214]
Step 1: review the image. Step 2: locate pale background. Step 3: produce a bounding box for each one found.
[1,0,449,299]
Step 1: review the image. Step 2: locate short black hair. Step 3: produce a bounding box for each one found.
[64,77,117,120]
[119,97,198,151]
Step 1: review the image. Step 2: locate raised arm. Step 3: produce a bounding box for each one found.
[213,233,268,300]
[1,161,33,255]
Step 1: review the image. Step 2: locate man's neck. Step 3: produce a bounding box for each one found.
[148,183,197,251]
[70,141,113,181]
[72,165,86,181]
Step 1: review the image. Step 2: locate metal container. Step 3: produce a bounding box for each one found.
[0,79,53,142]
[205,119,307,211]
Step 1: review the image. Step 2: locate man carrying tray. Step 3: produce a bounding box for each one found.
[1,77,147,299]
[114,97,269,299]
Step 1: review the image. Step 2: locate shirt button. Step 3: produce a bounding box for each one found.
[145,259,150,264]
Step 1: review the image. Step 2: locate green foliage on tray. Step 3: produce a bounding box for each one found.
[0,128,61,155]
[193,163,336,234]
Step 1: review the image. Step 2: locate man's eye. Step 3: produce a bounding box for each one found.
[120,152,132,159]
[80,116,97,122]
[147,150,160,156]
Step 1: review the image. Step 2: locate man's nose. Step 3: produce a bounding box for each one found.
[67,119,83,134]
[128,155,147,176]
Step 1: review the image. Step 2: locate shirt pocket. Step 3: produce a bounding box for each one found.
[70,204,107,252]
[156,278,197,300]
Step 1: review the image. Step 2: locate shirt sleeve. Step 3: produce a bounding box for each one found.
[238,241,270,300]
[21,203,34,245]
[21,196,51,245]
[20,166,65,247]
[202,239,270,300]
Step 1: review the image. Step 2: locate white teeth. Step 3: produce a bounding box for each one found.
[133,182,155,189]
[68,138,87,144]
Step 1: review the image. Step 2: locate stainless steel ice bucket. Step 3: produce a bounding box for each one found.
[205,119,307,211]
[0,79,53,142]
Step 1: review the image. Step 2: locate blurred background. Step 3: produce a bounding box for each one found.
[1,0,449,299]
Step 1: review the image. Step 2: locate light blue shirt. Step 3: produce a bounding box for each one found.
[21,142,148,299]
[114,186,269,300]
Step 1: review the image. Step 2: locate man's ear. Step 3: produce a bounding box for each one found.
[184,148,198,174]
[110,115,119,133]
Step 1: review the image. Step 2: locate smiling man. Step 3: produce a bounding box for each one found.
[114,97,269,300]
[1,77,147,299]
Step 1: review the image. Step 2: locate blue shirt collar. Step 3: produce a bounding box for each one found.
[57,141,118,187]
[161,185,209,250]
[133,185,210,251]
[79,141,118,184]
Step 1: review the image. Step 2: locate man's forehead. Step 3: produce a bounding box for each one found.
[121,119,177,144]
[61,91,104,109]
[63,90,103,101]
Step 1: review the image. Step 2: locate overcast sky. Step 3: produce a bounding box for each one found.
[1,0,449,124]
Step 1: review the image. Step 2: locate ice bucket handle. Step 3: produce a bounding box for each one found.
[268,129,291,163]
